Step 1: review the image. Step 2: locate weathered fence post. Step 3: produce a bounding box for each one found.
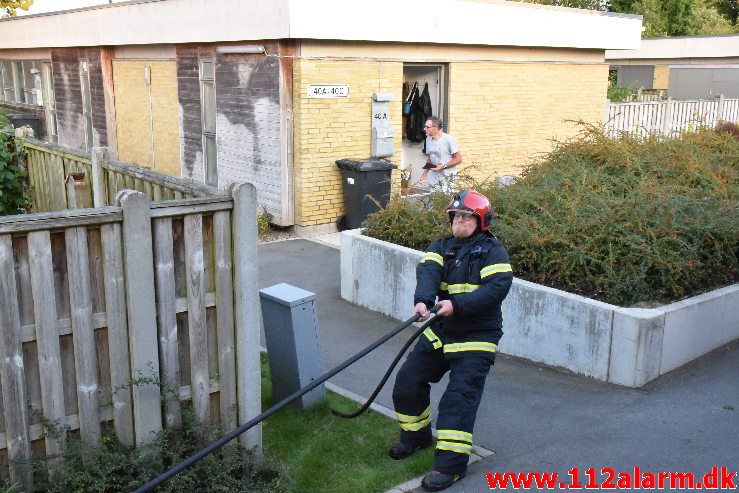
[0,235,33,491]
[118,190,163,446]
[91,147,111,208]
[231,183,262,452]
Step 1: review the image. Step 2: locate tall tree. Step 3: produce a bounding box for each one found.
[519,0,609,11]
[1,0,32,17]
[609,0,637,11]
[632,0,735,36]
[664,0,695,35]
[710,0,739,23]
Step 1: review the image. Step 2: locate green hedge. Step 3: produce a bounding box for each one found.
[364,125,738,306]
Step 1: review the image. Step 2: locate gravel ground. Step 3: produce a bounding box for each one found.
[258,227,296,243]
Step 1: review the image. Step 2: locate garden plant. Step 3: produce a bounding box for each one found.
[364,124,738,306]
[0,129,30,216]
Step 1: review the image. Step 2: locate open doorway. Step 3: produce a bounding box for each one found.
[401,64,448,188]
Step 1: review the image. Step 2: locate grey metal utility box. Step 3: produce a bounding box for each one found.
[371,92,395,158]
[259,283,325,409]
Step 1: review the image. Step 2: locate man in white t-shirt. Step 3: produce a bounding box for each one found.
[421,116,463,194]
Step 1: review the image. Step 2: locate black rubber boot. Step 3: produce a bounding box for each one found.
[388,436,432,460]
[421,470,466,491]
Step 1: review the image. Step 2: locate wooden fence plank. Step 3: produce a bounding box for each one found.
[149,197,233,219]
[65,227,101,446]
[26,231,65,463]
[119,190,163,446]
[0,207,122,234]
[184,214,210,424]
[143,180,153,200]
[100,223,134,447]
[40,152,51,212]
[153,218,181,428]
[53,154,67,211]
[106,170,117,206]
[91,148,108,208]
[214,211,237,431]
[0,235,33,490]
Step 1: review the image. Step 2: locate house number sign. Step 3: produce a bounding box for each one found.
[308,84,349,98]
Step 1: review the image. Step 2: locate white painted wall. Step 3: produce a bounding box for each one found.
[606,35,739,61]
[0,0,642,50]
[341,230,739,387]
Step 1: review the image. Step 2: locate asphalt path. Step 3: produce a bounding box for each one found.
[258,239,738,492]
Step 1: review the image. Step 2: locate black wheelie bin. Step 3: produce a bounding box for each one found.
[335,158,397,231]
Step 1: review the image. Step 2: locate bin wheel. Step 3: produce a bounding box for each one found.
[336,215,349,232]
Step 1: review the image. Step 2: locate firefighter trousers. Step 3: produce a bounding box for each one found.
[392,339,495,475]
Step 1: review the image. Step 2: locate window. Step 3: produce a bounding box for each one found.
[12,61,25,104]
[43,63,58,142]
[3,61,12,101]
[200,58,218,186]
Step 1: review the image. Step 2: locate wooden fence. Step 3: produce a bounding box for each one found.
[605,96,739,138]
[23,140,226,213]
[0,143,262,490]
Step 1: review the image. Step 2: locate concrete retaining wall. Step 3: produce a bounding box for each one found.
[340,230,739,387]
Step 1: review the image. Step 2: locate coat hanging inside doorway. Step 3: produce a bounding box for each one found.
[406,82,433,143]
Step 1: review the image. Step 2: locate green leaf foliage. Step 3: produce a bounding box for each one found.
[632,0,737,36]
[363,124,739,306]
[0,131,31,216]
[524,0,739,35]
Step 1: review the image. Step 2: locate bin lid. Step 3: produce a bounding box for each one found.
[336,158,397,172]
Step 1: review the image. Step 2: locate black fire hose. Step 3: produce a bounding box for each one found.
[331,306,439,418]
[133,307,439,493]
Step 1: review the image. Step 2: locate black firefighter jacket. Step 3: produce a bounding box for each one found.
[414,232,513,359]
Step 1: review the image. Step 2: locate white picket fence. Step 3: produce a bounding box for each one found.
[605,96,739,138]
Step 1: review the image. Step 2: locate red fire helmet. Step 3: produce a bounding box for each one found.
[446,189,493,231]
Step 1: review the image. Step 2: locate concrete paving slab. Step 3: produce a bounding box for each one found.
[259,239,739,492]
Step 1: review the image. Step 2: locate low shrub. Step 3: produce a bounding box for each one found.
[26,410,285,493]
[363,124,738,306]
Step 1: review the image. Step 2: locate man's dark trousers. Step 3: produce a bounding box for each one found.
[392,338,495,474]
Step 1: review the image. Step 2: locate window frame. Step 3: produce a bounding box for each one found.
[199,57,218,187]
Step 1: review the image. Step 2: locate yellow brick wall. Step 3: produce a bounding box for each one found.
[293,59,403,227]
[293,57,608,227]
[113,60,181,177]
[449,62,608,179]
[653,65,669,90]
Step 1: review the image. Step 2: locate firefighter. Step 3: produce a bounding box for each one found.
[389,189,513,491]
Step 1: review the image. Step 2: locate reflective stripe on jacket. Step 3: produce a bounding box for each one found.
[414,232,513,353]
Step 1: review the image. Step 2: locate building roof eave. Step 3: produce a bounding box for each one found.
[0,0,642,51]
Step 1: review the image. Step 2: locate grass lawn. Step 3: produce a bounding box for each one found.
[261,353,434,493]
